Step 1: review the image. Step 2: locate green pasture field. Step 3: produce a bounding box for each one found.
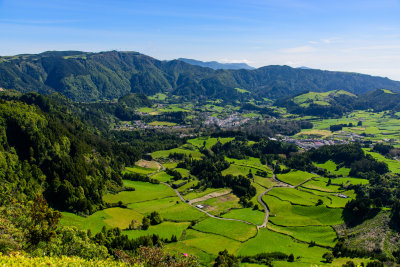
[253,176,276,188]
[103,180,175,204]
[102,207,144,229]
[181,229,242,256]
[197,193,241,215]
[242,112,260,118]
[250,182,266,205]
[148,121,178,126]
[137,107,154,113]
[264,195,343,226]
[124,221,190,240]
[225,157,272,174]
[177,180,197,193]
[235,88,250,93]
[187,137,234,149]
[151,147,203,159]
[158,104,190,113]
[276,171,316,186]
[159,202,207,221]
[237,229,328,265]
[267,224,337,247]
[268,187,330,206]
[222,208,265,225]
[165,241,215,265]
[127,197,179,214]
[151,171,173,182]
[184,187,226,201]
[222,164,256,177]
[148,93,167,101]
[193,217,257,242]
[125,165,156,175]
[162,162,178,169]
[314,160,350,176]
[60,212,109,234]
[331,177,369,185]
[174,168,190,177]
[297,188,353,208]
[60,207,144,233]
[300,177,342,192]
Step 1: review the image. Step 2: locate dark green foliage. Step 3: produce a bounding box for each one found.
[94,226,163,253]
[372,143,394,156]
[123,172,159,184]
[214,249,239,267]
[0,92,159,213]
[141,217,151,230]
[342,260,356,267]
[343,198,380,226]
[322,252,334,263]
[390,200,400,230]
[240,252,287,266]
[148,211,163,225]
[178,155,256,199]
[366,261,384,267]
[288,254,294,262]
[330,124,343,132]
[1,51,399,102]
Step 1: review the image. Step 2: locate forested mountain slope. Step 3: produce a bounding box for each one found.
[1,51,399,102]
[0,91,184,214]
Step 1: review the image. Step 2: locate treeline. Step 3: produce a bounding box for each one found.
[211,138,298,161]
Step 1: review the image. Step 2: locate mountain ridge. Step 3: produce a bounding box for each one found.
[1,50,400,102]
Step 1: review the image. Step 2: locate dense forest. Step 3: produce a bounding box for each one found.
[0,91,184,213]
[1,51,399,102]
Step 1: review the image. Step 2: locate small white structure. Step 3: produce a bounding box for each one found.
[338,193,349,199]
[196,204,204,209]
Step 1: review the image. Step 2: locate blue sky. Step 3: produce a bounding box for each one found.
[0,0,399,80]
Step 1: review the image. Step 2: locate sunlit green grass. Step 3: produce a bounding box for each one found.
[103,181,175,204]
[264,195,343,226]
[193,217,257,242]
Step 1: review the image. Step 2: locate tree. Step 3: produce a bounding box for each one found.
[288,254,294,262]
[322,252,334,263]
[149,211,163,225]
[141,217,150,230]
[342,261,356,267]
[128,220,137,230]
[214,249,239,267]
[26,195,61,246]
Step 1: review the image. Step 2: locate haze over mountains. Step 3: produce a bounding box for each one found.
[177,58,255,70]
[1,50,400,102]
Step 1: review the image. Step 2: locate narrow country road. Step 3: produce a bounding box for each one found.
[154,160,294,230]
[161,182,256,225]
[257,169,293,228]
